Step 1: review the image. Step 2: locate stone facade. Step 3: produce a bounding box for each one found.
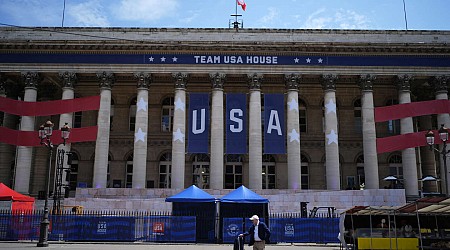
[0,27,449,212]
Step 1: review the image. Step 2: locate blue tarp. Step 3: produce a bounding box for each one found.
[220,186,269,203]
[165,185,216,203]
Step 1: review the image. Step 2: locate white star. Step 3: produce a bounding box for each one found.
[161,57,166,62]
[287,98,298,112]
[172,57,178,62]
[174,98,185,111]
[325,99,336,114]
[294,58,299,63]
[318,58,323,64]
[326,129,338,145]
[136,97,147,112]
[149,56,154,62]
[306,58,311,63]
[288,129,300,143]
[173,128,185,142]
[135,128,146,143]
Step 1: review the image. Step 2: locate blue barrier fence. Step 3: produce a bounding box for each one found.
[0,211,339,243]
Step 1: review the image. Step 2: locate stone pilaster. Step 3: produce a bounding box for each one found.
[419,115,439,193]
[0,74,15,186]
[14,72,40,194]
[396,74,419,197]
[285,74,302,189]
[321,74,340,190]
[432,75,450,194]
[248,73,263,189]
[171,73,188,189]
[210,73,225,189]
[358,74,379,189]
[132,73,151,188]
[56,72,77,191]
[93,72,114,188]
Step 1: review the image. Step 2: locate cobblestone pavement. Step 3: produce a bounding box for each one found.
[0,242,341,249]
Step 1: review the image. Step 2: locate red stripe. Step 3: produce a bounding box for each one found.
[0,96,100,116]
[376,130,441,154]
[0,126,98,146]
[374,99,450,122]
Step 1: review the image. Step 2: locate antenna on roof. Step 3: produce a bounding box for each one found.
[230,0,244,31]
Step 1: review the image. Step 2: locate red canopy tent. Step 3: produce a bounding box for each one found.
[0,183,35,212]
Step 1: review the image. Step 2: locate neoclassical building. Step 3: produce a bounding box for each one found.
[0,27,449,205]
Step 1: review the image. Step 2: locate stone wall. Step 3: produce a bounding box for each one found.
[58,188,406,213]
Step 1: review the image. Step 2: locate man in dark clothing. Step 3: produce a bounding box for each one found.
[239,215,271,250]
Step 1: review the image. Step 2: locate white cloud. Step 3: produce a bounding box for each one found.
[301,8,371,29]
[68,1,110,27]
[259,7,279,25]
[112,0,178,22]
[0,0,61,26]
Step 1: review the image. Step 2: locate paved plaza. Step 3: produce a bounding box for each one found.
[0,242,341,250]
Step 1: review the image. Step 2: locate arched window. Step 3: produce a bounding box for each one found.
[386,99,400,135]
[225,154,243,189]
[159,152,172,188]
[125,155,133,188]
[301,154,309,189]
[262,155,276,189]
[161,97,174,132]
[354,99,362,133]
[299,99,307,133]
[129,97,137,131]
[388,154,403,180]
[192,154,210,189]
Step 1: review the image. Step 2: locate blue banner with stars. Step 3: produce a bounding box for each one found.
[188,93,210,154]
[1,53,449,67]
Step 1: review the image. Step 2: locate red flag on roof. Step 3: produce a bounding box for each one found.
[237,0,246,11]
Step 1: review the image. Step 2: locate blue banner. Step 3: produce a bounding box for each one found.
[226,94,247,154]
[1,53,450,67]
[188,93,210,153]
[269,218,339,244]
[264,94,286,154]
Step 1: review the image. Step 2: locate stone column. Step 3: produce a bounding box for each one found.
[132,73,151,188]
[433,75,450,194]
[248,74,263,189]
[322,74,340,190]
[210,73,225,189]
[55,72,77,191]
[93,72,114,188]
[419,115,438,193]
[171,73,188,189]
[285,74,302,190]
[397,75,419,197]
[359,75,380,189]
[14,72,40,194]
[0,75,16,185]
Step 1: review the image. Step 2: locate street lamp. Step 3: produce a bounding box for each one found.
[425,124,449,196]
[37,120,70,247]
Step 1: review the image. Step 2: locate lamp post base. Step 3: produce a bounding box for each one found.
[37,218,49,247]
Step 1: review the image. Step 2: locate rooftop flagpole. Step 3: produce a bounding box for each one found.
[402,0,408,30]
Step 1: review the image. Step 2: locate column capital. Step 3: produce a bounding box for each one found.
[210,72,226,89]
[248,73,263,90]
[359,74,377,91]
[432,75,449,93]
[96,72,115,89]
[134,72,152,89]
[396,74,414,91]
[285,74,301,90]
[321,74,338,90]
[59,71,77,89]
[172,72,188,89]
[21,72,40,89]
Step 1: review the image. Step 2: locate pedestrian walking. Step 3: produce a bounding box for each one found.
[239,215,271,250]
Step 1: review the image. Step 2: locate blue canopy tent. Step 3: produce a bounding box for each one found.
[165,185,217,243]
[219,186,270,242]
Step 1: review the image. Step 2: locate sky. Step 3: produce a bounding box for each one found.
[0,0,449,30]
